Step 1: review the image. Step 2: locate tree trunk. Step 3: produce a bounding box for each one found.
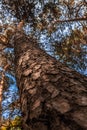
[0,80,3,127]
[0,67,6,126]
[14,30,87,130]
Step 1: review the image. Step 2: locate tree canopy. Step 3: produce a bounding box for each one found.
[0,0,87,74]
[0,0,87,129]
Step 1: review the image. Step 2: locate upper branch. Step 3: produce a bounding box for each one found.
[53,17,87,24]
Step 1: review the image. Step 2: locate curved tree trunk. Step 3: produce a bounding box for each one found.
[14,30,87,130]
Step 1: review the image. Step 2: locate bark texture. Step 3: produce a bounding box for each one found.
[14,31,87,130]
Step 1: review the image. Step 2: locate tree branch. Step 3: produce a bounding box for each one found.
[54,17,87,24]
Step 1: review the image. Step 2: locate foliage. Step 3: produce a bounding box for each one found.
[0,116,22,130]
[54,27,87,72]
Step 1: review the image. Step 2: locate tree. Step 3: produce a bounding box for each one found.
[0,64,9,126]
[13,29,87,130]
[0,0,87,130]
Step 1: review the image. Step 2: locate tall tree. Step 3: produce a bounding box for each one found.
[0,0,87,129]
[13,29,87,130]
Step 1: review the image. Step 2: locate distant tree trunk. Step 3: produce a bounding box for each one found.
[0,69,5,126]
[14,30,87,130]
[0,83,3,127]
[0,65,9,126]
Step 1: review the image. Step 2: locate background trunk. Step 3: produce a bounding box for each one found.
[14,31,87,130]
[0,83,3,127]
[0,69,5,126]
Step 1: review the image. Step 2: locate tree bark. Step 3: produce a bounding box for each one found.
[14,31,87,130]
